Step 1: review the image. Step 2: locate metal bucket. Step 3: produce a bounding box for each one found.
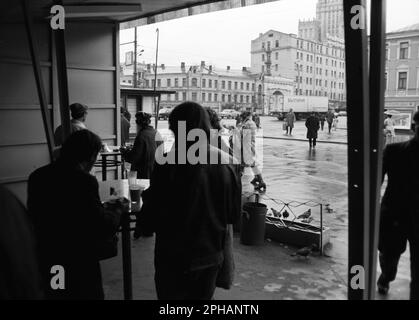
[240,202,267,246]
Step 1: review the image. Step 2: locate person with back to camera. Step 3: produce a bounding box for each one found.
[377,111,419,300]
[134,102,241,300]
[27,130,123,300]
[54,103,89,146]
[121,111,163,179]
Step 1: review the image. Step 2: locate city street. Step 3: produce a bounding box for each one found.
[101,116,411,300]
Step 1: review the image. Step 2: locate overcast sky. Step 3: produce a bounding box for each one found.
[119,0,419,69]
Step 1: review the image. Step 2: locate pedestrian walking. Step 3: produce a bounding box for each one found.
[237,111,266,191]
[384,113,396,145]
[305,112,320,149]
[320,113,325,131]
[377,111,419,300]
[284,108,296,135]
[135,102,241,300]
[326,110,334,134]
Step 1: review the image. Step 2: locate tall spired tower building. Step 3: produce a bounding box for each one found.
[316,0,344,40]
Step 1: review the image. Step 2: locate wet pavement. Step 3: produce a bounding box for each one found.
[101,116,411,300]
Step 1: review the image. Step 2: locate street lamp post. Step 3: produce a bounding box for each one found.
[154,28,160,129]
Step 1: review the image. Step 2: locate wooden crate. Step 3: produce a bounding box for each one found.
[265,217,330,250]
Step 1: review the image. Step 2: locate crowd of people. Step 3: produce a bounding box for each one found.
[1,100,418,300]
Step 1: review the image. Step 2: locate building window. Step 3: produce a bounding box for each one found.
[151,79,155,87]
[246,83,250,91]
[246,95,249,103]
[214,80,218,88]
[222,94,225,102]
[252,83,255,91]
[240,95,244,103]
[398,71,407,89]
[385,44,389,60]
[228,94,231,102]
[240,82,243,90]
[275,40,279,48]
[208,93,212,101]
[167,79,171,87]
[234,94,238,102]
[202,93,206,101]
[262,42,265,49]
[262,65,265,73]
[182,78,186,87]
[228,81,232,90]
[192,78,197,87]
[202,79,206,88]
[262,54,265,61]
[174,78,178,87]
[157,79,161,87]
[175,92,178,101]
[222,80,225,89]
[192,92,197,101]
[214,93,218,101]
[399,42,409,59]
[275,64,278,71]
[182,92,186,101]
[145,80,149,87]
[209,79,212,88]
[384,72,388,90]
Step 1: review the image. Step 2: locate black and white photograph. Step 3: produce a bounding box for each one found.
[1,0,419,308]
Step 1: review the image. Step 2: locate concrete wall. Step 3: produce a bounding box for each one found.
[0,21,120,203]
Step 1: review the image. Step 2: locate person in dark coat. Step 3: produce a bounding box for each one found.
[377,111,419,300]
[135,102,241,300]
[27,130,122,300]
[305,112,320,148]
[54,103,89,146]
[326,110,334,134]
[122,111,162,179]
[0,185,43,299]
[120,107,131,146]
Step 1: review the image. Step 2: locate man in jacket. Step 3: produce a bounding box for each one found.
[135,102,241,300]
[54,103,89,146]
[377,111,419,300]
[326,110,335,134]
[305,112,320,149]
[28,130,122,300]
[285,109,296,135]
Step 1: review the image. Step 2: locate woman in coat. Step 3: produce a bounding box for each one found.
[122,112,162,179]
[305,112,320,149]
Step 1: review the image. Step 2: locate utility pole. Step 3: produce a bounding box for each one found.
[133,27,137,87]
[154,28,160,129]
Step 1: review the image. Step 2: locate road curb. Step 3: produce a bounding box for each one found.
[262,136,348,145]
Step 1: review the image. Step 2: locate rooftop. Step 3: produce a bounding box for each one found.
[389,22,419,34]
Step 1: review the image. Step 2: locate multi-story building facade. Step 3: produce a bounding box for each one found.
[383,23,419,130]
[126,61,295,113]
[251,30,346,108]
[316,0,344,41]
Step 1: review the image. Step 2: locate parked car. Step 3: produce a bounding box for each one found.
[220,109,239,119]
[158,107,172,120]
[338,111,347,116]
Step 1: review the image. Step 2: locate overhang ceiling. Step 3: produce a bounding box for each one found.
[0,0,277,26]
